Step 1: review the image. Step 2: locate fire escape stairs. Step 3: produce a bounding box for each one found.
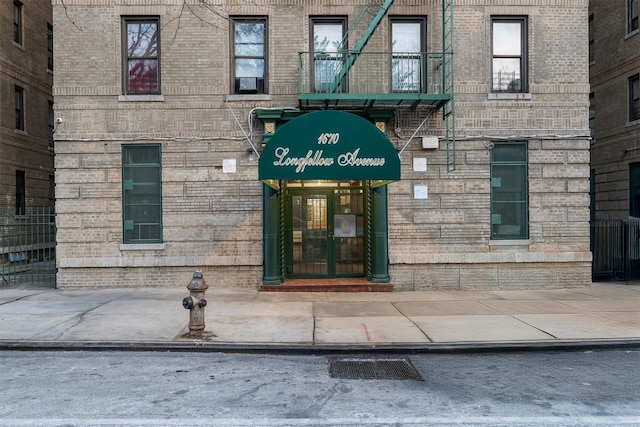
[327,0,396,94]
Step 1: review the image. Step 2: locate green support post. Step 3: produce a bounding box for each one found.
[262,184,281,285]
[371,185,390,283]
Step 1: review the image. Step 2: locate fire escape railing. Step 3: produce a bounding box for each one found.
[296,0,455,169]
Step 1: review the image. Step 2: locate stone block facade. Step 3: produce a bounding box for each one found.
[53,0,591,289]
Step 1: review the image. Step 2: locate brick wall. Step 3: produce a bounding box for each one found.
[0,0,54,209]
[53,0,592,289]
[589,0,640,220]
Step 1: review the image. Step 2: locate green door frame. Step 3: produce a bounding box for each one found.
[262,181,390,285]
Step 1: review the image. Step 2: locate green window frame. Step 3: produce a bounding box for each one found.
[491,142,528,240]
[122,144,162,243]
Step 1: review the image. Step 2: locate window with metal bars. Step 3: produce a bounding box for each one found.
[122,145,162,243]
[491,142,528,240]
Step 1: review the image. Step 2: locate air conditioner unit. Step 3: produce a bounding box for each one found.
[239,77,257,91]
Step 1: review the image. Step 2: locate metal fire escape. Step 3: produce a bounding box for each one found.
[295,0,456,169]
[442,0,455,171]
[328,0,396,94]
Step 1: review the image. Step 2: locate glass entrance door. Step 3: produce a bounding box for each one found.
[286,182,365,278]
[291,192,330,276]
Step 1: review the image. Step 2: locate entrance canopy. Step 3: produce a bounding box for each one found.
[259,111,400,187]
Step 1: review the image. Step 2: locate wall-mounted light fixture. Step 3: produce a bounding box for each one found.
[52,117,63,134]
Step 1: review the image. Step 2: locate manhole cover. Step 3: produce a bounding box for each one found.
[328,358,424,380]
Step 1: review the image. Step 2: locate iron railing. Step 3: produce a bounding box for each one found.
[591,220,640,281]
[1,207,56,287]
[298,51,453,108]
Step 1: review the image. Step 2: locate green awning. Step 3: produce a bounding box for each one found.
[259,110,400,184]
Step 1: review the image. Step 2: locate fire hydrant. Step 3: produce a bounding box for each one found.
[182,270,208,336]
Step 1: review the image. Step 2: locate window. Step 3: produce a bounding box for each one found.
[589,92,595,139]
[630,74,640,122]
[588,14,594,63]
[630,0,639,33]
[631,163,640,217]
[311,17,347,93]
[48,175,55,222]
[492,17,528,93]
[48,175,55,203]
[47,23,54,71]
[123,17,160,94]
[491,142,528,239]
[390,17,425,92]
[14,1,22,45]
[590,169,596,223]
[15,85,24,131]
[122,145,162,243]
[16,171,25,216]
[48,100,54,149]
[231,17,267,94]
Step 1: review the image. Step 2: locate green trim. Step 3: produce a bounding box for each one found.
[121,144,163,244]
[490,142,529,240]
[298,92,450,109]
[259,110,400,182]
[262,184,282,285]
[371,185,390,283]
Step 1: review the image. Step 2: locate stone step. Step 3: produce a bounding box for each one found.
[260,278,393,292]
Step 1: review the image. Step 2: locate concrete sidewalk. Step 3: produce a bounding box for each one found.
[0,282,639,351]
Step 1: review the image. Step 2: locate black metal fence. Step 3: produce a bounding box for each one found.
[1,207,56,287]
[591,220,640,281]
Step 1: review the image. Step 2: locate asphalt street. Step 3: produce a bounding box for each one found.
[0,349,638,426]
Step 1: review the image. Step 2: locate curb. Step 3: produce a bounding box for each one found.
[1,339,639,354]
